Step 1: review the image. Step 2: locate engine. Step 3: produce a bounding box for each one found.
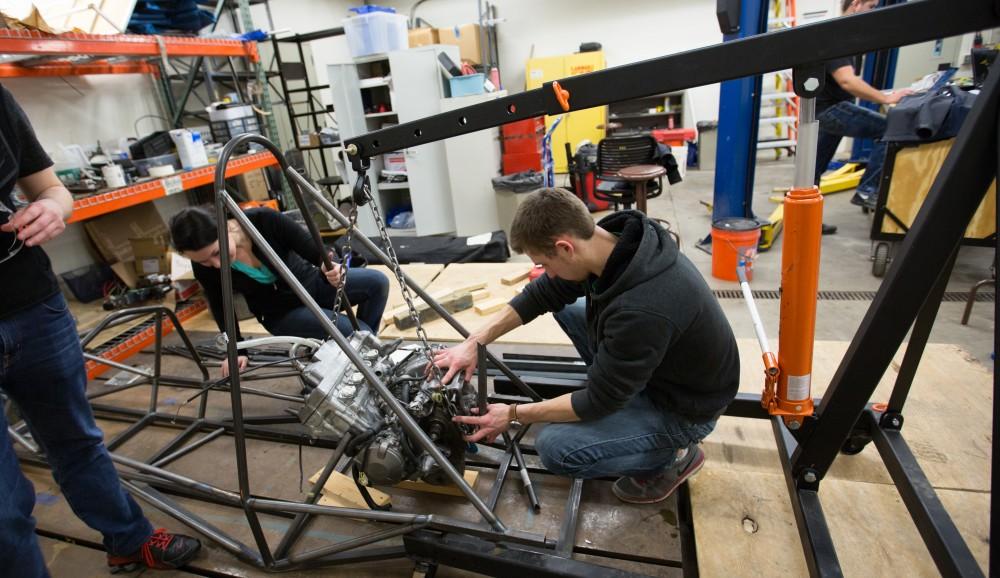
[297,332,477,486]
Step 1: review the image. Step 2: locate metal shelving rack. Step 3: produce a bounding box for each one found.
[0,23,275,352]
[67,151,278,223]
[270,27,346,194]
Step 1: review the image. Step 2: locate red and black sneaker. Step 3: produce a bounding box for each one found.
[107,528,201,573]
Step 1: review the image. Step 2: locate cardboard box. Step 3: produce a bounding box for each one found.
[408,27,438,48]
[84,203,168,265]
[173,279,202,302]
[297,132,321,148]
[437,23,482,65]
[131,237,171,276]
[237,168,270,201]
[383,152,407,172]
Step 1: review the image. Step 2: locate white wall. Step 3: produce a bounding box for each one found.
[381,0,727,124]
[3,76,168,275]
[4,75,165,150]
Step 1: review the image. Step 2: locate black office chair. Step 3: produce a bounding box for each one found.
[594,135,665,213]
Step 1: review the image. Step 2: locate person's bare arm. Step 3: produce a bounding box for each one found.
[0,167,72,246]
[432,304,524,383]
[453,393,579,443]
[832,65,913,105]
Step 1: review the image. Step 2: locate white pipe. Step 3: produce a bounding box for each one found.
[235,336,323,360]
[736,265,773,357]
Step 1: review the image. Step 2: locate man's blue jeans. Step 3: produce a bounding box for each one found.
[0,293,152,578]
[814,101,889,198]
[262,267,389,338]
[538,299,715,480]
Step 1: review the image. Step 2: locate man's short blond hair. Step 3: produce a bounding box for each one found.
[509,188,595,256]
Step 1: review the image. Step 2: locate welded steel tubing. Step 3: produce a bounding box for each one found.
[223,191,505,532]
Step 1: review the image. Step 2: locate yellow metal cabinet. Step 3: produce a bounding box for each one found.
[525,51,606,173]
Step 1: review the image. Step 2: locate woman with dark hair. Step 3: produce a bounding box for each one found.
[169,205,389,374]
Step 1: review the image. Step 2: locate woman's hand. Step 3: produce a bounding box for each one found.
[221,355,249,378]
[322,262,345,287]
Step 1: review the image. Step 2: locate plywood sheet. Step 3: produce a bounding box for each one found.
[367,263,444,313]
[692,465,989,577]
[695,339,991,577]
[379,262,571,345]
[719,339,992,491]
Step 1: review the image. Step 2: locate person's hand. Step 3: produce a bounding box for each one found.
[883,88,915,105]
[0,198,66,246]
[221,355,248,378]
[452,404,511,443]
[430,338,479,384]
[322,259,345,287]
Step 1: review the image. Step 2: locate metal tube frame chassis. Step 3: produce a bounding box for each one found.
[11,2,998,574]
[10,139,670,576]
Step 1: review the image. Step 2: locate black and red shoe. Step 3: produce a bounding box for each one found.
[107,528,201,573]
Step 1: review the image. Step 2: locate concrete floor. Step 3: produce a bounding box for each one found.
[609,159,995,369]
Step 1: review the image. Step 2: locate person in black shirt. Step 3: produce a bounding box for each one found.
[814,0,914,209]
[169,205,389,376]
[0,85,201,575]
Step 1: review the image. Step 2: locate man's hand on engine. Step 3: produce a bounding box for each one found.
[430,337,478,383]
[452,404,510,443]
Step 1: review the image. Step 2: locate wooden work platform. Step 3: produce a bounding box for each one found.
[692,339,991,576]
[53,273,990,576]
[379,262,570,345]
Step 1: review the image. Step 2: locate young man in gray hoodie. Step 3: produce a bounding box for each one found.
[435,188,739,503]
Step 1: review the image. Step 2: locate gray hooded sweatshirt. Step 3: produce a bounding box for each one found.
[509,210,739,423]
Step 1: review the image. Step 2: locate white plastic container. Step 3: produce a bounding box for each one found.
[101,163,127,188]
[169,129,209,170]
[344,12,407,58]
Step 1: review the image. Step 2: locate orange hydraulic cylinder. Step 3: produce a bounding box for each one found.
[771,186,823,427]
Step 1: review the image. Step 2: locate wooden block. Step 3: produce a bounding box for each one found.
[308,469,391,509]
[470,288,491,301]
[500,269,532,286]
[393,470,480,497]
[450,280,488,295]
[394,291,473,330]
[382,288,454,325]
[474,297,507,315]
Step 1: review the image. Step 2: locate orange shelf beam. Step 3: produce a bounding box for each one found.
[85,299,208,379]
[68,151,278,224]
[0,29,259,61]
[0,60,159,77]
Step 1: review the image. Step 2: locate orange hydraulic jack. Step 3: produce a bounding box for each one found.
[738,185,822,429]
[770,185,822,428]
[738,97,824,430]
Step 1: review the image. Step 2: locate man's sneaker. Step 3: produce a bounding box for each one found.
[849,192,870,207]
[107,528,201,573]
[612,444,706,504]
